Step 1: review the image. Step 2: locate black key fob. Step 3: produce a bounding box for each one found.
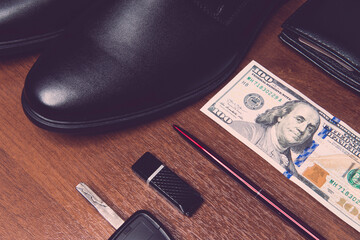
[108,210,174,240]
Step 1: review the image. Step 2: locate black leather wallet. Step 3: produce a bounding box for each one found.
[279,0,360,92]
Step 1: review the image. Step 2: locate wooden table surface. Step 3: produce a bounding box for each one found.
[0,0,359,239]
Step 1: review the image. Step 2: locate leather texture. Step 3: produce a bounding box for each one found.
[22,0,287,133]
[0,0,103,56]
[279,0,360,93]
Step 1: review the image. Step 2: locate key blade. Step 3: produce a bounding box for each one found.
[76,183,124,229]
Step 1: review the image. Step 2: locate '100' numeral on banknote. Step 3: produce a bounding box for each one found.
[201,60,360,232]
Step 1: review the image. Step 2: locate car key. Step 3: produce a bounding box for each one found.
[76,183,174,240]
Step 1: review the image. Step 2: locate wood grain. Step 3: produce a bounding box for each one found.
[0,0,359,239]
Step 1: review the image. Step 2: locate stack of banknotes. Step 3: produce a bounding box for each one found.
[201,61,360,232]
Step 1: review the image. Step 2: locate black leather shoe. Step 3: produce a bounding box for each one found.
[0,0,102,56]
[22,0,287,134]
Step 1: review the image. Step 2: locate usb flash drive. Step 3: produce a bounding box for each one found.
[132,152,203,217]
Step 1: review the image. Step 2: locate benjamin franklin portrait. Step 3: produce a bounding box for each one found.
[231,100,320,176]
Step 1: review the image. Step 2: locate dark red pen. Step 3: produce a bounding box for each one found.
[173,125,325,240]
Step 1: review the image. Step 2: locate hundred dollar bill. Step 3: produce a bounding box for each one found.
[201,60,360,232]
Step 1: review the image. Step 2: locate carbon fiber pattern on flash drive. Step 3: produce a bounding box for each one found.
[150,167,203,216]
